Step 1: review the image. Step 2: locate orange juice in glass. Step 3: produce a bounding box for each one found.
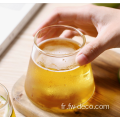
[25,25,95,113]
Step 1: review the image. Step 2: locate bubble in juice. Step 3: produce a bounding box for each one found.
[25,38,95,113]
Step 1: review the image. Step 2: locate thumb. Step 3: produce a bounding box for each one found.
[76,38,106,66]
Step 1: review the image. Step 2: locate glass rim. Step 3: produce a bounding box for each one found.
[34,25,86,57]
[0,83,9,110]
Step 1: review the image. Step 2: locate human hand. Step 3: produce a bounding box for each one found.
[33,4,120,66]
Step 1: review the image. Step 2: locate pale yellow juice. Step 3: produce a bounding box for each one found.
[25,38,95,112]
[0,95,16,117]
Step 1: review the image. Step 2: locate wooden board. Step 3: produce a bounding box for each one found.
[11,50,120,117]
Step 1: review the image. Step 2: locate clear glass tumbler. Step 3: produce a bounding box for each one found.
[0,83,15,117]
[25,25,95,113]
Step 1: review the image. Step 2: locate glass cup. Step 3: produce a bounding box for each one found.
[25,25,95,113]
[0,83,16,117]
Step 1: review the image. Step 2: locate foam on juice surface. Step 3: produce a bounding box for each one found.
[39,38,80,54]
[36,38,81,71]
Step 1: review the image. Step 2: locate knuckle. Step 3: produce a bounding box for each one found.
[83,4,94,10]
[51,7,61,19]
[88,44,96,55]
[81,4,95,19]
[52,7,61,15]
[85,42,100,61]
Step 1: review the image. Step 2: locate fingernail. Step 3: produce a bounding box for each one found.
[76,54,88,66]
